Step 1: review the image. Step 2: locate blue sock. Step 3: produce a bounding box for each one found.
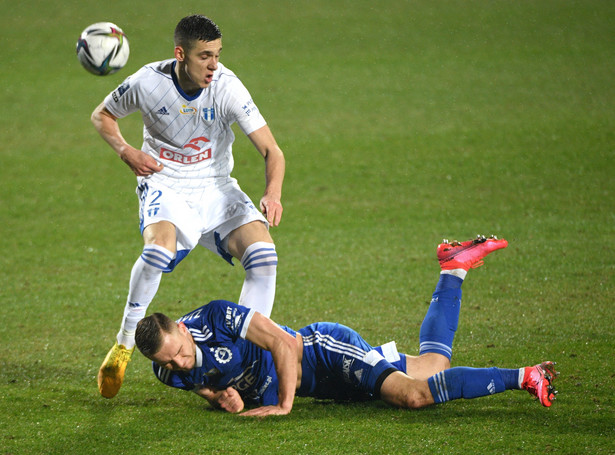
[419,274,463,359]
[428,367,521,403]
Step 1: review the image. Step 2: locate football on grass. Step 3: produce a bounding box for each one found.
[76,22,130,76]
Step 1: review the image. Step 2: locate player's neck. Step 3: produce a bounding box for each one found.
[174,63,201,96]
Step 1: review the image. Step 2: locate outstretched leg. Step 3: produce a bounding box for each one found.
[408,236,508,379]
[428,361,559,407]
[380,361,559,409]
[98,222,177,399]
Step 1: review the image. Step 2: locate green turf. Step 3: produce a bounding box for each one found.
[1,0,614,453]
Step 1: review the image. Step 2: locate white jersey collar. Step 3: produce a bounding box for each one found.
[195,345,203,368]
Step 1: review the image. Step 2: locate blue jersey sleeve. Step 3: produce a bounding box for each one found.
[152,363,193,391]
[179,300,256,341]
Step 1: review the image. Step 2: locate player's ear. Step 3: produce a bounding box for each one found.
[177,321,188,334]
[174,45,185,62]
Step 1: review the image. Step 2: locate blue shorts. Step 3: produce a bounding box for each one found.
[297,322,407,401]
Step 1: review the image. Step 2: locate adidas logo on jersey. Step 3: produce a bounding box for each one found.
[156,106,169,115]
[354,369,363,381]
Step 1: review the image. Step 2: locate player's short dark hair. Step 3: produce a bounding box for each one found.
[174,14,222,50]
[135,313,177,357]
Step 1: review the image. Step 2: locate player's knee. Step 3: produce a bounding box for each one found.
[402,389,431,409]
[381,373,432,410]
[427,353,451,372]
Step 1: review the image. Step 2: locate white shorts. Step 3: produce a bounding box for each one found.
[136,178,268,270]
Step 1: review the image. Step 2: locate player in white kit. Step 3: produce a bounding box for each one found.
[91,15,285,398]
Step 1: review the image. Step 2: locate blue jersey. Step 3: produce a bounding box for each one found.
[153,301,406,405]
[153,300,289,406]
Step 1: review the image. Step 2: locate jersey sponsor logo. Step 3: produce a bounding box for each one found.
[230,361,259,392]
[156,106,169,115]
[225,306,244,331]
[202,107,215,121]
[112,82,130,102]
[180,104,198,115]
[256,375,272,396]
[242,99,258,116]
[159,137,211,165]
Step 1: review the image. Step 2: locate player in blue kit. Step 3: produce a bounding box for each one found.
[135,236,559,416]
[91,15,285,398]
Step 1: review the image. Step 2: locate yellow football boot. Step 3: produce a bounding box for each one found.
[98,342,135,398]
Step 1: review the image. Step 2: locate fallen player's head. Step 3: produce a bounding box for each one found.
[136,313,196,371]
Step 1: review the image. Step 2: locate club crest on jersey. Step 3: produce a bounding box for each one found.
[202,107,215,121]
[180,104,198,115]
[211,346,232,364]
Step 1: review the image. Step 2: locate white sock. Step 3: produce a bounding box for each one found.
[440,268,467,280]
[238,242,277,318]
[518,367,526,388]
[117,244,174,348]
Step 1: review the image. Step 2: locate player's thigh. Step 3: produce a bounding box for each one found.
[138,183,201,253]
[143,221,177,252]
[226,220,273,259]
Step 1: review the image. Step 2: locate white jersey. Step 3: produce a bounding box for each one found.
[103,59,267,194]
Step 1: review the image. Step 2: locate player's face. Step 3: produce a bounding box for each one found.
[151,323,196,372]
[175,38,222,93]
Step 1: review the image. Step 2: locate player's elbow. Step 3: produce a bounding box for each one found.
[264,144,285,164]
[91,103,116,129]
[91,103,103,125]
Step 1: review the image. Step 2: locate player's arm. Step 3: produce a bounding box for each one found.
[247,125,285,227]
[194,386,245,413]
[240,312,297,417]
[90,101,163,176]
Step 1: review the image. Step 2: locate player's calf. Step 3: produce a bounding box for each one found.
[238,241,277,317]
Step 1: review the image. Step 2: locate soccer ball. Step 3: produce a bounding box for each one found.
[76,22,130,76]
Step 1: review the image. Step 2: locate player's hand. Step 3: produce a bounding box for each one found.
[120,146,164,176]
[260,196,283,227]
[240,404,291,418]
[217,387,244,413]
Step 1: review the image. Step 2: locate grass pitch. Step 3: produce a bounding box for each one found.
[1,1,614,453]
